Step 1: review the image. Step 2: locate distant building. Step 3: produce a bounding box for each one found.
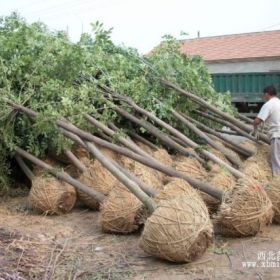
[181,30,280,113]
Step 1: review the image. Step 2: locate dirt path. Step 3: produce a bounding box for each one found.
[1,196,280,280]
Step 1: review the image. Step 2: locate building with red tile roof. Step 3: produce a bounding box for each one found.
[180,30,280,63]
[180,30,280,113]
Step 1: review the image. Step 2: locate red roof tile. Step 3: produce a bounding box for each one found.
[180,30,280,62]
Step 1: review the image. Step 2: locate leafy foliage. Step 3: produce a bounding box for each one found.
[0,13,235,191]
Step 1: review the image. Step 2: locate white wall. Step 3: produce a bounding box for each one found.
[207,59,280,74]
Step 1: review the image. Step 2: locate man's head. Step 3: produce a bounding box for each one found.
[263,85,277,101]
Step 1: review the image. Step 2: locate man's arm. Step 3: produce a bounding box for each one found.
[253,117,263,129]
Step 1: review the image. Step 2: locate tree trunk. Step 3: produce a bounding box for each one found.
[180,113,253,157]
[84,113,150,158]
[63,129,157,198]
[172,111,242,167]
[196,110,260,143]
[237,113,254,124]
[127,130,158,150]
[61,127,223,200]
[9,101,224,200]
[160,79,269,143]
[15,147,106,202]
[114,105,205,163]
[84,141,157,213]
[108,91,201,152]
[165,111,244,178]
[215,129,240,136]
[64,150,87,172]
[15,155,34,181]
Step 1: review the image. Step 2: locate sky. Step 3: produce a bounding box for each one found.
[1,0,280,54]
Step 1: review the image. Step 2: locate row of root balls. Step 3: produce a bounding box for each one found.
[27,140,279,263]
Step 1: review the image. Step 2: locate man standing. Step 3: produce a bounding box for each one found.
[254,85,280,176]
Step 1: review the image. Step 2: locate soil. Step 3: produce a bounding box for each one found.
[1,196,280,280]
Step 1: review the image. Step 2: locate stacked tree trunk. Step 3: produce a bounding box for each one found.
[8,79,277,263]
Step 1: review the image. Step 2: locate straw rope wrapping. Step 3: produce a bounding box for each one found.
[239,140,258,156]
[119,154,163,191]
[77,148,118,210]
[29,176,76,215]
[207,148,230,170]
[140,182,213,263]
[153,149,173,167]
[154,178,193,203]
[214,178,273,237]
[136,141,155,153]
[134,161,163,191]
[173,155,207,180]
[265,176,280,224]
[201,167,236,214]
[100,183,145,234]
[73,147,90,159]
[211,138,242,165]
[153,148,174,184]
[242,144,272,184]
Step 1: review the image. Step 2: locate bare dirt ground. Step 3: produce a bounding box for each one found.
[1,196,280,280]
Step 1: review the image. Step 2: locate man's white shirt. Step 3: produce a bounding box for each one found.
[258,97,280,140]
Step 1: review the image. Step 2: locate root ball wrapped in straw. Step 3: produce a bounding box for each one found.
[153,149,173,167]
[100,183,145,233]
[214,179,273,237]
[153,148,174,184]
[201,168,236,214]
[154,178,193,203]
[135,141,155,153]
[119,155,163,191]
[77,147,118,210]
[173,155,207,180]
[242,144,272,183]
[29,175,76,215]
[134,162,163,191]
[239,140,257,155]
[265,176,280,224]
[211,138,242,164]
[78,160,117,210]
[139,185,213,263]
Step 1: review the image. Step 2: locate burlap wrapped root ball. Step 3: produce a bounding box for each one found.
[73,146,90,159]
[78,159,117,210]
[76,147,119,210]
[154,178,194,203]
[29,175,76,215]
[214,179,273,237]
[173,155,207,180]
[207,148,230,170]
[153,149,173,167]
[135,141,155,153]
[265,176,280,224]
[139,185,213,263]
[118,155,163,191]
[100,183,145,233]
[210,138,242,165]
[239,140,258,156]
[201,167,236,214]
[242,144,272,183]
[134,161,163,191]
[153,148,174,184]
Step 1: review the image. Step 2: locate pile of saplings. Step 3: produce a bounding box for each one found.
[0,13,278,264]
